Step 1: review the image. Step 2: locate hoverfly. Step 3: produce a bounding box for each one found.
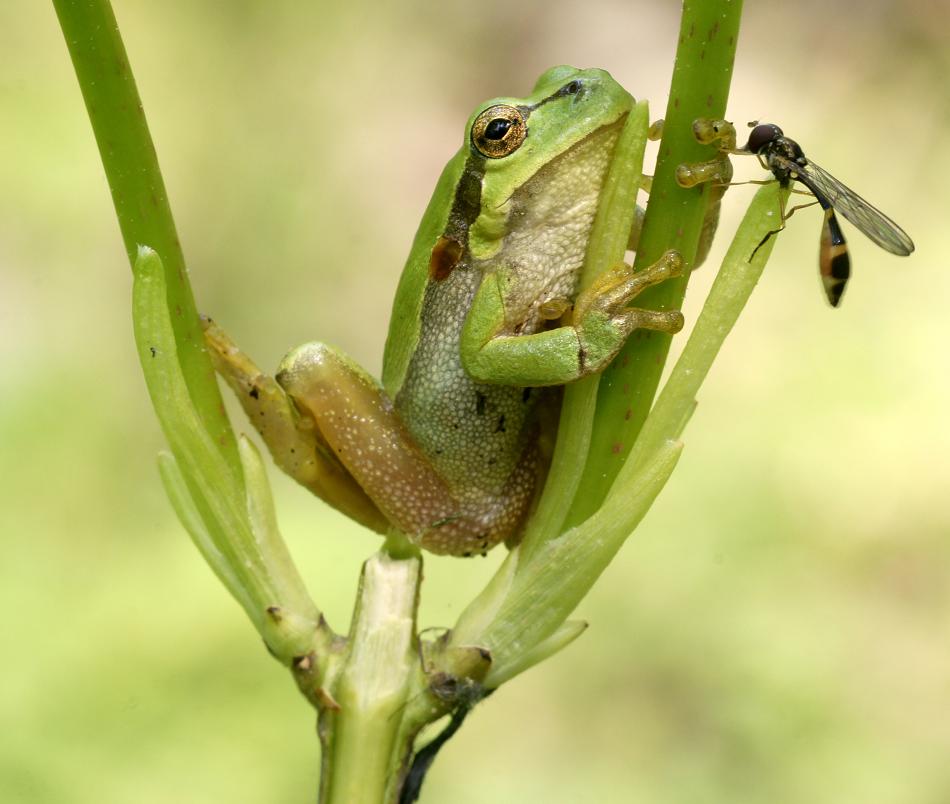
[741,123,915,306]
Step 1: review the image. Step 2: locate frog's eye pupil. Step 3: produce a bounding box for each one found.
[485,118,512,140]
[471,104,527,158]
[565,80,582,95]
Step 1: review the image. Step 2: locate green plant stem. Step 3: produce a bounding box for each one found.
[622,181,791,474]
[53,0,238,472]
[566,0,743,526]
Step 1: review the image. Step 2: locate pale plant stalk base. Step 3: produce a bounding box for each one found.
[320,553,422,804]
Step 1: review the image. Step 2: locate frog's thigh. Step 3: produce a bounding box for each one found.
[203,320,389,534]
[276,343,479,552]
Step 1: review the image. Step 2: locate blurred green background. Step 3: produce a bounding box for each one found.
[2,2,949,802]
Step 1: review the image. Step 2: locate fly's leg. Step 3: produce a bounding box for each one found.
[750,198,820,259]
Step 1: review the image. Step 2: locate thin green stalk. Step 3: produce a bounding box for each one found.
[621,181,791,477]
[53,0,238,473]
[566,0,743,526]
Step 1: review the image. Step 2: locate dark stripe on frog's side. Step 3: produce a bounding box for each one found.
[428,155,485,280]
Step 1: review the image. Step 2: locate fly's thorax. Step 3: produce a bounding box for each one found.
[764,136,807,184]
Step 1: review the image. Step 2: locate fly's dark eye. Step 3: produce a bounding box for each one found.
[484,118,512,140]
[471,104,527,158]
[745,123,783,154]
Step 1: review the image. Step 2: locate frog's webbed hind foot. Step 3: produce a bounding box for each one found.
[675,118,736,189]
[671,118,739,268]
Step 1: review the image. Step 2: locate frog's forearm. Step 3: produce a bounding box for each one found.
[460,272,588,386]
[461,255,684,387]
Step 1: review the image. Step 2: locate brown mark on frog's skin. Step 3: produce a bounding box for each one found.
[426,151,486,279]
[429,236,464,281]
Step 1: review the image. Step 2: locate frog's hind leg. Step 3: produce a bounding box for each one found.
[202,319,389,534]
[276,343,527,556]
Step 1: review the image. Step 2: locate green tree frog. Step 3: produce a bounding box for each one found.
[204,66,685,557]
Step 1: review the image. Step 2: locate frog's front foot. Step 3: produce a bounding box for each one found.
[572,250,684,373]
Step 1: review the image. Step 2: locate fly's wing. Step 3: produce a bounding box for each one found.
[777,154,915,256]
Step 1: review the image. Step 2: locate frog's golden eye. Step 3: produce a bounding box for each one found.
[471,105,527,159]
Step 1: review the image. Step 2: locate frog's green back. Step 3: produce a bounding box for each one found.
[382,149,467,395]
